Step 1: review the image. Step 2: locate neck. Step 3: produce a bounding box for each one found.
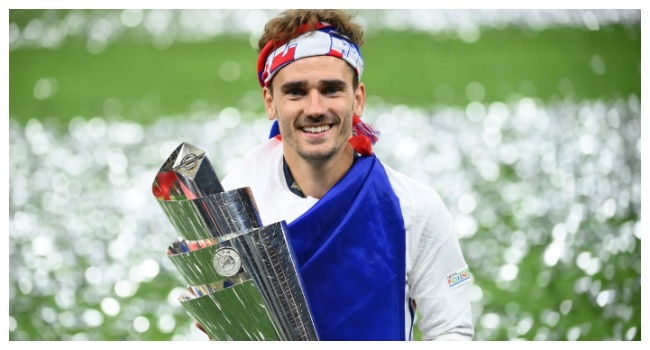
[284,144,355,199]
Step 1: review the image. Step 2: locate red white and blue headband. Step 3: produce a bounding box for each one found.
[257,22,364,88]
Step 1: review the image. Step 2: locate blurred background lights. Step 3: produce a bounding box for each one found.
[31,235,53,256]
[8,9,640,341]
[82,309,104,327]
[9,317,18,332]
[567,326,582,341]
[33,77,58,100]
[466,82,486,102]
[590,55,606,75]
[158,314,177,333]
[114,280,136,298]
[101,297,121,317]
[395,136,419,160]
[542,310,560,327]
[133,316,150,333]
[454,214,478,239]
[596,289,615,307]
[498,264,518,282]
[140,259,161,279]
[84,266,103,285]
[458,194,477,214]
[219,60,241,82]
[517,316,534,335]
[625,327,637,341]
[480,313,501,330]
[121,9,143,28]
[167,288,186,307]
[218,107,241,128]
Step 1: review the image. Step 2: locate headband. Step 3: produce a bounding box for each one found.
[257,23,364,87]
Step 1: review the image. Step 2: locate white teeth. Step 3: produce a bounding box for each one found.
[302,125,331,133]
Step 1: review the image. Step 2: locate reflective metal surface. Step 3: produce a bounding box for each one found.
[154,142,262,240]
[231,222,318,341]
[157,187,262,240]
[179,280,279,341]
[153,142,318,341]
[153,142,224,200]
[166,234,249,286]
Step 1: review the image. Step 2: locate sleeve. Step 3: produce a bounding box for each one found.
[406,185,474,341]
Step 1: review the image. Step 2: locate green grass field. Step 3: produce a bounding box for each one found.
[10,24,640,125]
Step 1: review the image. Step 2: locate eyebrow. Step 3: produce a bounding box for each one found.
[279,79,348,93]
[320,79,348,90]
[280,80,307,93]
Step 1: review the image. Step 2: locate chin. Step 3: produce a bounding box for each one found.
[298,148,338,162]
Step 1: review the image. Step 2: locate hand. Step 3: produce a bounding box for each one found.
[195,321,214,341]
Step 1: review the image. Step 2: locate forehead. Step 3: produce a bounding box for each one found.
[272,56,355,85]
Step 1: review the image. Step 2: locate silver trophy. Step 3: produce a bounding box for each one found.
[152,142,319,341]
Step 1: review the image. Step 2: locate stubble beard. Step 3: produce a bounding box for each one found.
[280,111,353,164]
[298,142,341,163]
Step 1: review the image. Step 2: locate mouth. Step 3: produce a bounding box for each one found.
[301,124,332,134]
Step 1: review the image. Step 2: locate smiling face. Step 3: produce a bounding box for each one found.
[263,56,365,166]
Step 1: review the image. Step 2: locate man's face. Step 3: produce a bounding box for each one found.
[263,56,365,164]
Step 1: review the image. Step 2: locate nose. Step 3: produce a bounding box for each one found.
[305,90,326,117]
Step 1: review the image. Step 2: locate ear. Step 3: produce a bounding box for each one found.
[353,82,366,118]
[263,87,276,120]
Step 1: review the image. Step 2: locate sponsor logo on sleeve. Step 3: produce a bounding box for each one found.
[447,268,471,287]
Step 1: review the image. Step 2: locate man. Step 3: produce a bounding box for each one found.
[217,9,473,340]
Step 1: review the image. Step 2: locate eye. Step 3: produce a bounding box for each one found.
[285,88,305,97]
[323,85,343,95]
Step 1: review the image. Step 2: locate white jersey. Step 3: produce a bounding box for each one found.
[222,138,474,340]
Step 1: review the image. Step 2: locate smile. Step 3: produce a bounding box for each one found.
[302,125,331,133]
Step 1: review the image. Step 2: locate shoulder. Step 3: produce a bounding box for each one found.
[381,161,453,230]
[380,161,455,269]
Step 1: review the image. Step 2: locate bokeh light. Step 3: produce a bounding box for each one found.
[9,93,640,340]
[8,9,640,341]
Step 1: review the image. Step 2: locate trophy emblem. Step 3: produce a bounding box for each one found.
[153,142,319,341]
[213,247,242,277]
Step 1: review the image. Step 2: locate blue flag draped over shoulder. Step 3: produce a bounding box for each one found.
[287,154,407,340]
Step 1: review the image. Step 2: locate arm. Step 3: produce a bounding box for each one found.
[410,231,474,340]
[403,181,474,340]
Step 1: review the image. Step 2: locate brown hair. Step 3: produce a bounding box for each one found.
[257,9,365,52]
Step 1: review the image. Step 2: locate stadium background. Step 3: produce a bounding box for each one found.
[8,9,641,341]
